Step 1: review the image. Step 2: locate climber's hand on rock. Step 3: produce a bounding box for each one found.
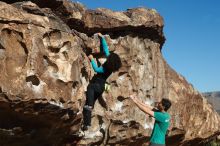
[97,32,103,38]
[88,55,94,61]
[94,47,99,53]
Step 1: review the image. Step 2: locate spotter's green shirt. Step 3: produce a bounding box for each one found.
[150,112,170,145]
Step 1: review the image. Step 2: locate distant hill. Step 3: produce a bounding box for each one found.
[203,91,220,114]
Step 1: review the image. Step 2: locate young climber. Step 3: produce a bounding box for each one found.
[129,95,171,146]
[82,33,122,131]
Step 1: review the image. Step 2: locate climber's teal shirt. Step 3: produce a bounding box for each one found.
[91,36,110,73]
[150,112,170,145]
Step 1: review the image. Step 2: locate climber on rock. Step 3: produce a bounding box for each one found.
[129,95,171,146]
[82,32,122,132]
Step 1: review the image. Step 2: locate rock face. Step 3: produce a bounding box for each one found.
[0,0,219,145]
[203,92,220,114]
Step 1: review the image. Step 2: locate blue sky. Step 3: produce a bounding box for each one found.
[72,0,220,92]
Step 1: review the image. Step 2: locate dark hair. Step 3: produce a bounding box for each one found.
[161,98,172,111]
[103,52,122,72]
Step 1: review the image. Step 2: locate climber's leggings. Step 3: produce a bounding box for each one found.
[83,80,105,126]
[85,81,104,106]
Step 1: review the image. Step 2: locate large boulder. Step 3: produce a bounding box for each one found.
[0,0,219,145]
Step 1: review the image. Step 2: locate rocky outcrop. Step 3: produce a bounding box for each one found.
[0,0,219,145]
[203,91,220,114]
